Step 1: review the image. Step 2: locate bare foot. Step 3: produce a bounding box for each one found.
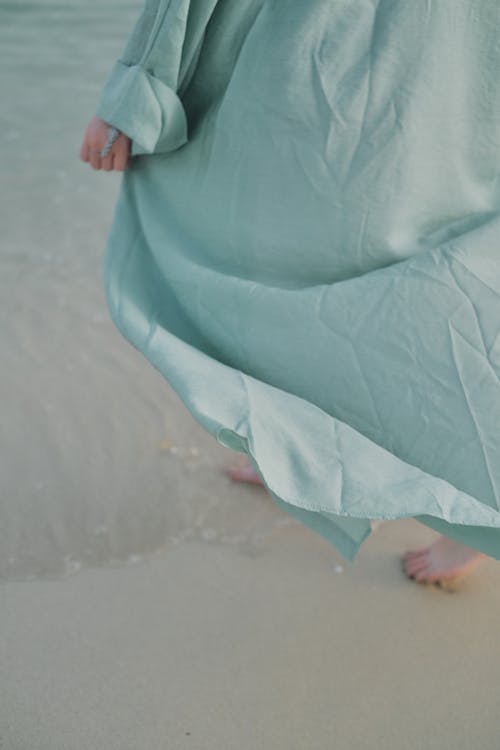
[225,458,264,486]
[402,535,487,584]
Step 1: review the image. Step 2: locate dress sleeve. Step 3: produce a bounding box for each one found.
[94,0,219,156]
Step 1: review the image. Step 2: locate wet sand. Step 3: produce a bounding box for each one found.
[1,2,500,747]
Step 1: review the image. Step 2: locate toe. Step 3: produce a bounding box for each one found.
[402,552,428,568]
[415,566,434,582]
[401,550,429,565]
[402,547,430,560]
[403,560,428,579]
[405,559,429,577]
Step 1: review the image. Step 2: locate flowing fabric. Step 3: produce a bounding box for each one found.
[95,0,500,561]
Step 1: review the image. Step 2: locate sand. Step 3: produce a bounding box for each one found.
[1,1,499,747]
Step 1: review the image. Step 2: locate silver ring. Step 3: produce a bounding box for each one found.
[99,126,121,158]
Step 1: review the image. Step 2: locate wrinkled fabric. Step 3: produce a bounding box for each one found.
[95,0,500,561]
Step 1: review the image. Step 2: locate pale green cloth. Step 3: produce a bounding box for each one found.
[95,0,500,561]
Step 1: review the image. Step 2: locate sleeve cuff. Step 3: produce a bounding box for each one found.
[94,60,188,156]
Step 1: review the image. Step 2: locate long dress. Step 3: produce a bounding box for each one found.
[95,0,500,562]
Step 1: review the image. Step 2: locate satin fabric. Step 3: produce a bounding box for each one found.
[95,0,500,560]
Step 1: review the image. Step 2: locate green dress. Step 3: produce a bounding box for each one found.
[95,0,500,561]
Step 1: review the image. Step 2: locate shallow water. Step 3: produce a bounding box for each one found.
[0,0,291,581]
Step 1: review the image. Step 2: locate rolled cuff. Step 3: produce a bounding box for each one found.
[94,60,188,156]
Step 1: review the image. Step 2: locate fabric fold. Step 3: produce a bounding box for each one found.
[103,178,500,561]
[93,0,221,155]
[98,0,500,561]
[94,60,187,156]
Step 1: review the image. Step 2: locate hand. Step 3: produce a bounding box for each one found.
[79,116,131,171]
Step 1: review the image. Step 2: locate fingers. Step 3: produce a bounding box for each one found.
[79,139,90,163]
[79,119,131,171]
[112,135,130,171]
[80,143,109,170]
[79,117,103,166]
[89,148,102,170]
[101,152,114,171]
[87,145,122,171]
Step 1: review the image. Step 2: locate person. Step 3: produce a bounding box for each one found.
[80,0,500,586]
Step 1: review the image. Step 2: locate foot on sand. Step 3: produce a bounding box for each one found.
[225,460,264,486]
[227,460,487,585]
[402,536,486,584]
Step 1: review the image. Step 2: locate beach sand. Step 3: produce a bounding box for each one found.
[1,1,499,747]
